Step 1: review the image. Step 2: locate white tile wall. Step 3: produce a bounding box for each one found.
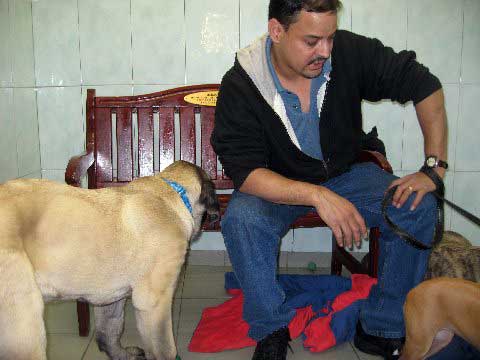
[132,0,185,85]
[133,84,181,95]
[1,0,36,87]
[442,171,454,230]
[337,0,352,31]
[1,0,479,248]
[32,0,81,87]
[280,230,295,252]
[11,0,35,87]
[462,0,480,84]
[14,87,40,177]
[78,0,132,85]
[292,227,332,252]
[37,86,84,170]
[0,88,17,182]
[402,84,460,171]
[451,172,480,244]
[240,0,269,48]
[407,0,463,85]
[352,0,407,53]
[81,85,133,113]
[191,231,225,251]
[0,0,12,87]
[41,169,67,184]
[456,85,480,171]
[0,1,40,183]
[21,171,41,179]
[362,101,406,171]
[185,0,239,84]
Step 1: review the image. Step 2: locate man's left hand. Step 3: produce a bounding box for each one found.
[388,172,438,211]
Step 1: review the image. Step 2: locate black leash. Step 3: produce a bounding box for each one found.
[382,166,480,250]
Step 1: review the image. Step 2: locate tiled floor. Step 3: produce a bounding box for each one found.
[44,265,380,360]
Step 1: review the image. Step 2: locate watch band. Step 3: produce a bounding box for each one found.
[420,165,445,196]
[425,156,448,170]
[436,159,448,169]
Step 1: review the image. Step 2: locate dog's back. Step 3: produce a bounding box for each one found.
[0,177,184,298]
[426,231,480,282]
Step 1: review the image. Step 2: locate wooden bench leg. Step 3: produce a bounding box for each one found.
[330,235,343,275]
[77,300,90,337]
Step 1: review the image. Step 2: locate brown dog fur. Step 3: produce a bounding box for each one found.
[426,230,480,282]
[401,277,480,360]
[0,160,219,360]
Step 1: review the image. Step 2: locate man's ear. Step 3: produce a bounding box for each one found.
[268,18,285,43]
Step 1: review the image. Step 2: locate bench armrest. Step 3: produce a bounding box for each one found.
[65,151,94,187]
[358,150,392,174]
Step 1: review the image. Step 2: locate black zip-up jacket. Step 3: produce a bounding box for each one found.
[211,30,442,189]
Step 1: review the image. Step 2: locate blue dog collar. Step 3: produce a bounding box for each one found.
[162,178,193,214]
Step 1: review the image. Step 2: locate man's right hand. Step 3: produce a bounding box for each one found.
[240,168,367,248]
[312,186,367,249]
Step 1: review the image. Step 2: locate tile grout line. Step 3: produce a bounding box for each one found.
[349,340,362,360]
[80,330,96,360]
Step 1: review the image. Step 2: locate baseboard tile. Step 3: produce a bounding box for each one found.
[187,250,369,268]
[185,250,225,266]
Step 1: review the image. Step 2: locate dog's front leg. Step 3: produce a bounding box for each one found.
[94,298,146,360]
[132,283,178,360]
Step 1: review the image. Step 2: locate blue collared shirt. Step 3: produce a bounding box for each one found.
[266,36,331,160]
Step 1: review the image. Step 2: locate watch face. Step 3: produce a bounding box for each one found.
[426,157,437,167]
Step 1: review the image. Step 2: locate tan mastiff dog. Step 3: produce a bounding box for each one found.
[0,160,219,360]
[401,277,480,359]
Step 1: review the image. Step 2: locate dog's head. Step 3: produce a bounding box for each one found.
[193,166,220,225]
[160,160,220,227]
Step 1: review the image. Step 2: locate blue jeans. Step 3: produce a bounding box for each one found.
[221,162,436,340]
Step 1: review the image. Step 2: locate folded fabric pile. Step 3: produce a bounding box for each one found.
[189,273,377,353]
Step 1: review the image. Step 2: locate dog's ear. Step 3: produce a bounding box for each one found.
[195,167,220,224]
[202,178,220,223]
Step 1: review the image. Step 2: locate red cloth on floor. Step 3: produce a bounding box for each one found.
[188,274,376,353]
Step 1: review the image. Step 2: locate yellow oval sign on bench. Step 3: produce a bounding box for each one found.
[184,91,218,107]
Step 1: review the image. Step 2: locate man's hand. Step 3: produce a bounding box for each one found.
[241,168,367,249]
[388,172,437,211]
[312,187,367,249]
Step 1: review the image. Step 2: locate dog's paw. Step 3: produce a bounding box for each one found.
[125,346,146,359]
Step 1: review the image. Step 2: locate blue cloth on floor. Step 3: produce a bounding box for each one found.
[225,272,351,312]
[225,272,480,357]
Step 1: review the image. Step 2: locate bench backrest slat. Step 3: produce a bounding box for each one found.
[94,107,113,184]
[116,108,133,182]
[159,107,175,172]
[200,107,217,180]
[86,84,232,190]
[137,107,154,177]
[179,107,196,164]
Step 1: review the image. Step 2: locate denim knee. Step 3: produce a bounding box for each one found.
[220,193,264,236]
[221,191,293,240]
[382,191,438,246]
[414,192,437,242]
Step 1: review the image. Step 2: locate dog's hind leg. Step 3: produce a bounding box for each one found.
[0,251,46,360]
[94,298,146,360]
[423,329,454,358]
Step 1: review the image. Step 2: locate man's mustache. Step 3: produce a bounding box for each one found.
[308,56,328,65]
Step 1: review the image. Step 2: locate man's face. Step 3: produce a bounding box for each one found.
[271,10,337,79]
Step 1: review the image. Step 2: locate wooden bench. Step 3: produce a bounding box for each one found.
[65,84,392,336]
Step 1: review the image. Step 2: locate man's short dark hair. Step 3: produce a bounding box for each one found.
[269,0,342,30]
